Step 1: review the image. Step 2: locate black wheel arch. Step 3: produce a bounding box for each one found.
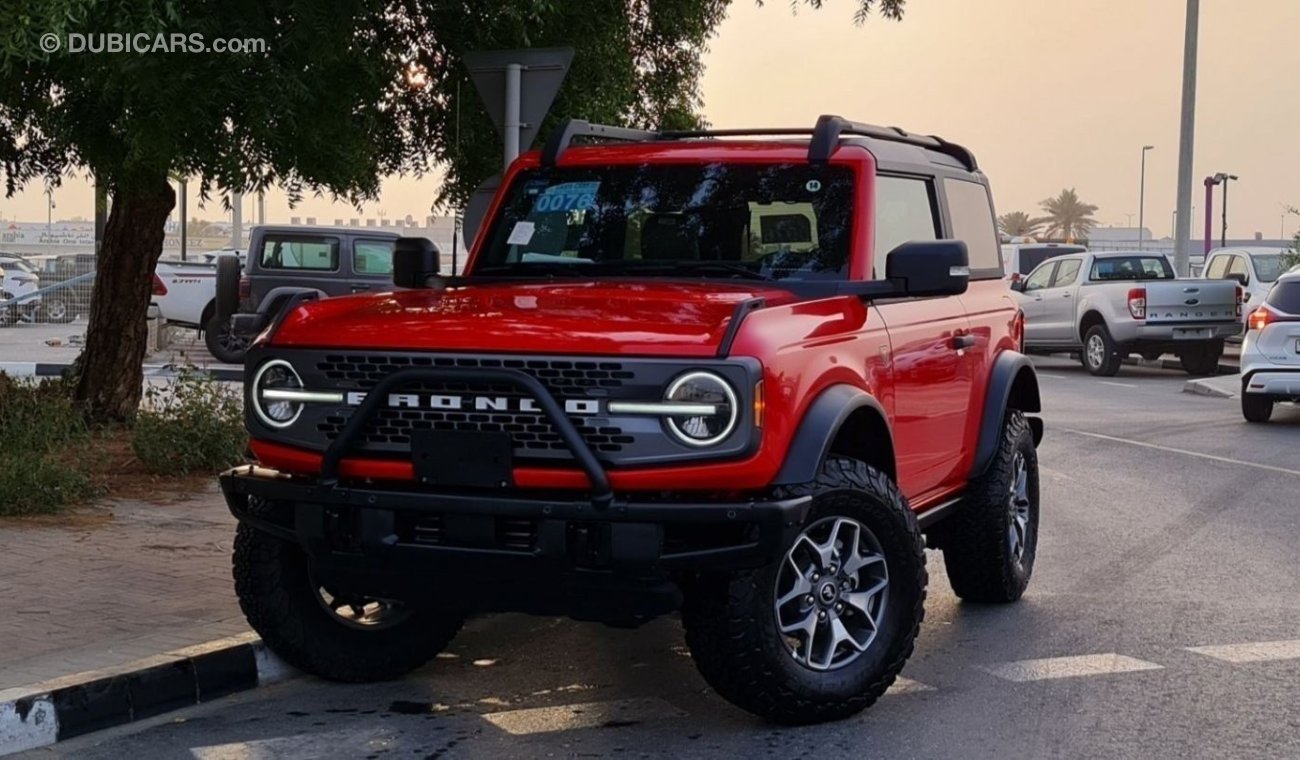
[970,350,1043,479]
[772,384,896,486]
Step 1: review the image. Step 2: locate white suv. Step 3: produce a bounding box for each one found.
[1240,271,1300,422]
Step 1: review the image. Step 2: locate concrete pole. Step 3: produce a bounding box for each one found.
[1221,179,1230,248]
[94,182,107,256]
[1204,178,1215,256]
[178,180,188,261]
[257,192,266,226]
[1172,0,1200,276]
[503,63,522,170]
[231,191,243,249]
[1139,146,1153,250]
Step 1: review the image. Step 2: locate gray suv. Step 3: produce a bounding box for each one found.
[213,226,398,362]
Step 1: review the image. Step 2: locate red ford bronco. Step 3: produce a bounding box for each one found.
[221,116,1044,725]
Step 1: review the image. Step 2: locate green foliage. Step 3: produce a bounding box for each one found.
[1039,188,1100,243]
[0,374,95,515]
[998,211,1046,238]
[132,369,246,475]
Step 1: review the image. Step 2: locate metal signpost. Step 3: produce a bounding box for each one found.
[464,47,575,171]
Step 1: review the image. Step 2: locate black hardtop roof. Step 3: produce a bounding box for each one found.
[541,114,979,174]
[254,224,401,238]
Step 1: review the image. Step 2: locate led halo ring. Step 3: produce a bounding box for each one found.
[663,371,739,447]
[251,359,305,429]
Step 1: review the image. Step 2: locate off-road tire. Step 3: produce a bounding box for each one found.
[233,521,464,682]
[1082,325,1122,376]
[942,410,1038,603]
[214,254,241,320]
[205,314,249,364]
[41,295,75,324]
[1241,392,1273,423]
[1179,341,1223,376]
[681,457,927,725]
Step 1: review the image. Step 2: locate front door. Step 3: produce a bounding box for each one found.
[349,238,398,294]
[1017,260,1060,344]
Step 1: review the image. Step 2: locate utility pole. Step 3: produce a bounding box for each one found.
[1139,145,1154,249]
[1219,174,1237,248]
[231,191,243,249]
[1172,0,1200,276]
[178,180,188,261]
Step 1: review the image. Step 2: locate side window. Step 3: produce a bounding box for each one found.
[1023,261,1058,292]
[1204,255,1229,279]
[874,176,938,266]
[353,240,395,276]
[259,236,339,271]
[943,178,1002,276]
[1226,255,1249,281]
[1051,259,1082,288]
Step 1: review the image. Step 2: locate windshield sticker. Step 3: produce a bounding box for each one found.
[534,182,599,213]
[506,221,536,246]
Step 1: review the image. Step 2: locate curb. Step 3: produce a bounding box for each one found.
[0,362,243,382]
[1182,375,1240,399]
[1122,356,1238,376]
[0,633,293,756]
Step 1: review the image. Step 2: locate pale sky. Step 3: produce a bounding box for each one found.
[4,0,1297,240]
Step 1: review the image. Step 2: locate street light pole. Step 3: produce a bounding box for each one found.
[1172,0,1200,275]
[1220,174,1237,247]
[1139,145,1154,250]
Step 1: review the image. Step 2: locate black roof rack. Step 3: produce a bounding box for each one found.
[539,115,978,171]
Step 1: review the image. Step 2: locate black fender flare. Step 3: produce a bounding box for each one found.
[772,385,892,486]
[970,350,1043,478]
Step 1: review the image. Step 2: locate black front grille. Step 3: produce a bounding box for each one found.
[313,356,638,459]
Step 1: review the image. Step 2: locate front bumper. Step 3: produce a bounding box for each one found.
[220,465,810,616]
[1242,368,1300,398]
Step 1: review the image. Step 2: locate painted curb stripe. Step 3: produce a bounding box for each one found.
[0,636,290,757]
[0,362,242,382]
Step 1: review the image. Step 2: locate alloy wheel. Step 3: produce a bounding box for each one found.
[1007,450,1032,565]
[773,516,890,672]
[314,586,411,630]
[1086,334,1105,370]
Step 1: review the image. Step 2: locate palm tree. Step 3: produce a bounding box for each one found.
[997,211,1046,238]
[1039,188,1099,243]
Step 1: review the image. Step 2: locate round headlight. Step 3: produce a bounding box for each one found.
[252,359,304,428]
[664,371,738,447]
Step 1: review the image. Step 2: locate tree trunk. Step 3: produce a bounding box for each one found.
[74,175,176,423]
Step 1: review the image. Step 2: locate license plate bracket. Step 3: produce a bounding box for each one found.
[411,430,513,488]
[1173,327,1212,340]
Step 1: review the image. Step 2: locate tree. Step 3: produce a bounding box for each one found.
[1,0,905,422]
[1039,188,1099,243]
[997,211,1045,238]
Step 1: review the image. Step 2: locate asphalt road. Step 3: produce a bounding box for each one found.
[29,357,1300,759]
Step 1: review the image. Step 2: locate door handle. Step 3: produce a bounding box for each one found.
[1063,293,1072,298]
[350,285,370,293]
[952,333,977,350]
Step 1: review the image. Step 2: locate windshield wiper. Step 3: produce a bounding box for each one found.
[473,261,597,277]
[623,261,774,281]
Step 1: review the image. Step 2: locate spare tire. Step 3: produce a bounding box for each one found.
[215,254,242,320]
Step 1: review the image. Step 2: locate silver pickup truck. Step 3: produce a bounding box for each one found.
[1013,250,1241,376]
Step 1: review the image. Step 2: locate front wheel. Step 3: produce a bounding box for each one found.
[233,520,465,682]
[682,457,927,725]
[1082,325,1122,376]
[41,295,75,324]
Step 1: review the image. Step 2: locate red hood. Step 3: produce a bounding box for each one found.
[269,281,798,356]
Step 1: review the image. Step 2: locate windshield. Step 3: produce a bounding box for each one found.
[1253,254,1288,283]
[474,163,855,282]
[1089,256,1174,281]
[1017,246,1085,275]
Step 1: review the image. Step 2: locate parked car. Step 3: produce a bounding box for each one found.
[219,115,1045,726]
[0,252,42,325]
[1013,250,1241,376]
[209,226,399,363]
[1000,242,1087,283]
[28,252,96,323]
[1239,271,1300,422]
[1200,247,1295,327]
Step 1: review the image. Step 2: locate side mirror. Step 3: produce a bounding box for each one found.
[1010,280,1026,292]
[1225,272,1248,286]
[885,240,970,298]
[392,237,443,288]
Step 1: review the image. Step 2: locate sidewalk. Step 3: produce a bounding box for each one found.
[0,486,247,691]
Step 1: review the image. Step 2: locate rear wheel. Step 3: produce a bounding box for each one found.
[233,519,465,682]
[941,411,1039,603]
[1241,392,1273,423]
[682,457,926,725]
[205,314,249,364]
[42,295,74,324]
[1082,325,1122,376]
[215,254,241,320]
[1179,341,1223,376]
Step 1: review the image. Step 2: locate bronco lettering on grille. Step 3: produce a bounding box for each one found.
[344,392,600,415]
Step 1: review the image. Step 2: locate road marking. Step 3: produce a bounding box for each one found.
[1097,380,1138,388]
[1059,428,1300,478]
[482,697,686,735]
[1037,373,1067,380]
[1187,640,1300,664]
[887,677,936,694]
[980,653,1162,682]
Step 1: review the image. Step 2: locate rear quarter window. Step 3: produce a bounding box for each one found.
[943,178,1002,277]
[1265,281,1300,314]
